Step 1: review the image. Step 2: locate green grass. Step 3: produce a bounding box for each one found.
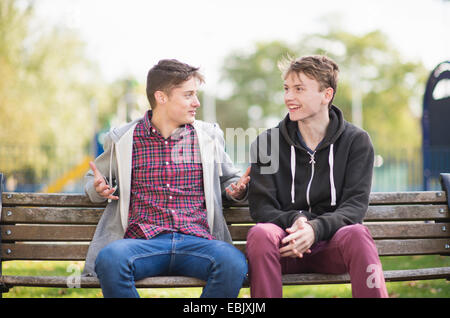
[2,255,449,298]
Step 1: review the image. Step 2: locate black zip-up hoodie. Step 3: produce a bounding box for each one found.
[249,105,374,242]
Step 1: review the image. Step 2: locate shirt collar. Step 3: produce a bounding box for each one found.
[143,110,193,140]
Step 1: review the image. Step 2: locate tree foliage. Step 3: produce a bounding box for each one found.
[218,28,428,154]
[0,0,115,183]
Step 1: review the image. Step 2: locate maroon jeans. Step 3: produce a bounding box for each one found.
[246,223,388,298]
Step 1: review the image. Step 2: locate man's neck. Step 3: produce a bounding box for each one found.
[297,112,330,151]
[150,109,180,139]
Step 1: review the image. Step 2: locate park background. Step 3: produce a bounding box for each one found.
[0,0,449,297]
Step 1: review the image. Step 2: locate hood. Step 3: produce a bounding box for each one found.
[278,105,345,208]
[279,105,345,150]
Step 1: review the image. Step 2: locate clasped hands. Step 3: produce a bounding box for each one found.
[280,216,315,258]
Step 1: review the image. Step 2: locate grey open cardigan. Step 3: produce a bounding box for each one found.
[82,118,246,276]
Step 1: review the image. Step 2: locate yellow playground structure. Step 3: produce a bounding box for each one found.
[41,155,94,193]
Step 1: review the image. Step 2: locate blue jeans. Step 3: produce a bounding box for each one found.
[94,233,248,298]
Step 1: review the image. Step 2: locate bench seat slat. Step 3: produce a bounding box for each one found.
[281,267,450,285]
[2,267,449,288]
[0,275,206,288]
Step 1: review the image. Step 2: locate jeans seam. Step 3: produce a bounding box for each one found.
[174,251,216,264]
[127,251,172,269]
[174,251,217,286]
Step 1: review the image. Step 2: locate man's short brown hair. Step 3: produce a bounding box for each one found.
[278,55,339,108]
[146,59,205,108]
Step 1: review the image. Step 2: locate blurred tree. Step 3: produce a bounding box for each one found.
[218,28,428,155]
[0,0,115,185]
[298,29,428,154]
[218,41,296,129]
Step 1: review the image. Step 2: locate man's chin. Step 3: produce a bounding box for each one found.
[288,113,300,122]
[180,115,196,125]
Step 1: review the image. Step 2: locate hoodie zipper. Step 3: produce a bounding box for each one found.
[305,151,316,212]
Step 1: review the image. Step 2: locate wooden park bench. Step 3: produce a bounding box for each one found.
[1,172,449,296]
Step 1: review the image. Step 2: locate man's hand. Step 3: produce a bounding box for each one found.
[225,166,251,200]
[89,161,119,201]
[279,217,315,258]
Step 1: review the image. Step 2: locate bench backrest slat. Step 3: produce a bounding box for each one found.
[1,193,103,207]
[1,205,448,225]
[223,205,450,224]
[1,207,103,224]
[2,191,447,207]
[1,243,88,260]
[1,222,449,243]
[2,238,449,261]
[368,191,447,204]
[228,223,450,240]
[1,225,96,241]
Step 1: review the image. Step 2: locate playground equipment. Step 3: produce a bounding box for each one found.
[422,60,450,189]
[41,156,93,193]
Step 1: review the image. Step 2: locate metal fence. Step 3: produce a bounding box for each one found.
[0,144,448,193]
[371,149,424,192]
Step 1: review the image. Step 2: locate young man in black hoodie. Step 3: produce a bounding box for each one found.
[246,55,388,298]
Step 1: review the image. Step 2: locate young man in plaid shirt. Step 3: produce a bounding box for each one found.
[83,59,249,298]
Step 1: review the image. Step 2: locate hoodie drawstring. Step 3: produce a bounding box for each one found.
[289,143,337,207]
[328,144,336,206]
[290,145,296,203]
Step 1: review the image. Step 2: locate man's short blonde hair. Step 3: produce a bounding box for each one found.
[278,55,339,108]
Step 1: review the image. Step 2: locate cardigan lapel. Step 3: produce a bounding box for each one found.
[193,121,216,234]
[115,122,138,232]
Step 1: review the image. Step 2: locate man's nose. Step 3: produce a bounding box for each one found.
[193,96,201,107]
[284,91,294,101]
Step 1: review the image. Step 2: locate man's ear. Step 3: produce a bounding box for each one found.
[154,91,167,105]
[323,87,334,105]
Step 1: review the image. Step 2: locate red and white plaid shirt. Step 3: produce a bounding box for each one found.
[124,110,214,240]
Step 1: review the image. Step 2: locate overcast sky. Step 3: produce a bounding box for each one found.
[35,0,449,91]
